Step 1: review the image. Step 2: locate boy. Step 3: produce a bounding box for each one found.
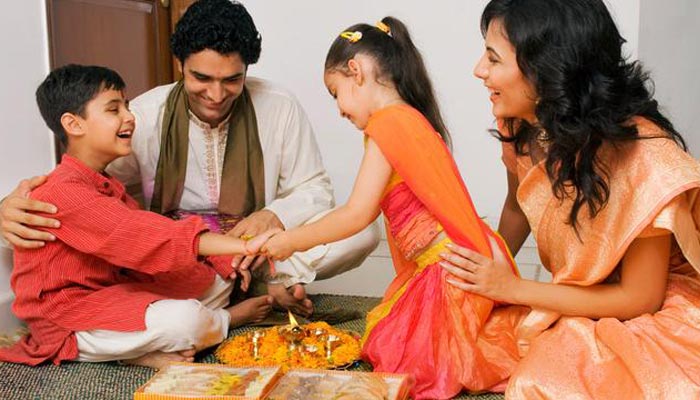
[0,65,275,369]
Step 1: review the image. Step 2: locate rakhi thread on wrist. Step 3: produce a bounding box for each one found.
[241,234,276,275]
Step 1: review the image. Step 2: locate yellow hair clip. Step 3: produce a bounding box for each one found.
[339,30,363,43]
[375,21,391,36]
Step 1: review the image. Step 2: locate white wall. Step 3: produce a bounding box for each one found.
[242,0,641,295]
[0,1,52,333]
[0,2,54,195]
[244,0,639,217]
[0,0,676,305]
[638,0,700,155]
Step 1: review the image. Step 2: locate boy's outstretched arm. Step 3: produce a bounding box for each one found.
[198,228,281,291]
[197,228,281,256]
[263,138,392,260]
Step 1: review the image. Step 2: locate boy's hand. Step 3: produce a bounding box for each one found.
[229,268,252,292]
[229,228,281,282]
[261,231,296,261]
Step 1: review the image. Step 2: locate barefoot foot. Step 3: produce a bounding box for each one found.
[122,349,195,370]
[227,295,273,327]
[268,283,313,317]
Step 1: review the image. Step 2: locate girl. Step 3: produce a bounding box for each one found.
[262,17,517,399]
[442,0,700,398]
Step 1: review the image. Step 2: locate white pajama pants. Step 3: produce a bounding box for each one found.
[75,274,232,362]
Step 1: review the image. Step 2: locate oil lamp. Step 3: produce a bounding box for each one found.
[278,311,305,350]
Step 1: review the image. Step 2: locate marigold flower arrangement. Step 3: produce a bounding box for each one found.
[215,321,360,370]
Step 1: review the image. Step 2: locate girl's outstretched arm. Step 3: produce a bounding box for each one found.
[263,138,392,260]
[441,233,671,320]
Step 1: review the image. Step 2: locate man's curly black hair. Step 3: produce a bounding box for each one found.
[170,0,262,65]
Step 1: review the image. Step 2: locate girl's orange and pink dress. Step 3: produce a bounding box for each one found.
[361,105,519,399]
[361,106,700,400]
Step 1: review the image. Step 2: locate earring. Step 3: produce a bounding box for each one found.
[536,128,547,142]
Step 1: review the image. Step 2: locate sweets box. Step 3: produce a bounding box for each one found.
[134,364,412,400]
[267,368,413,400]
[133,363,282,400]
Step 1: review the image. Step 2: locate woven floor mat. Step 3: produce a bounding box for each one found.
[0,294,504,400]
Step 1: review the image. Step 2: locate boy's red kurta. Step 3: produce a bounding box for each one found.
[0,155,233,365]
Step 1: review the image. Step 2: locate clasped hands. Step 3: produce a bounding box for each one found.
[226,209,298,290]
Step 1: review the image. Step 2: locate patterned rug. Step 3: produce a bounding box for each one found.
[0,294,504,399]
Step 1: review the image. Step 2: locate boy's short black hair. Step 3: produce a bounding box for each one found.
[170,0,261,65]
[36,64,125,145]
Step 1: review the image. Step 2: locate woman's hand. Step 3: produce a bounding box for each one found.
[439,236,520,303]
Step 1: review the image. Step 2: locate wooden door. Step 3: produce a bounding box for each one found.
[47,0,173,100]
[170,0,198,80]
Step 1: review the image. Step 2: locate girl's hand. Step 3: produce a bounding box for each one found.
[261,231,296,261]
[439,236,520,303]
[244,228,283,256]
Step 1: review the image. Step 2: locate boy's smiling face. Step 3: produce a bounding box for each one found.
[65,88,135,171]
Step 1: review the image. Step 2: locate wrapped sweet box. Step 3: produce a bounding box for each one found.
[266,368,413,400]
[133,363,282,400]
[134,363,412,400]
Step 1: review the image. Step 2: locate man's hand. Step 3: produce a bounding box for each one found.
[0,176,59,248]
[228,209,285,271]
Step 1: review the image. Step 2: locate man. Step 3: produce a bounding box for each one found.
[0,0,378,317]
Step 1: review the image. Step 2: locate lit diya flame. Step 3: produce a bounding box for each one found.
[278,311,305,347]
[288,311,300,327]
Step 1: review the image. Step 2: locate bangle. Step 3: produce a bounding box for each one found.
[241,234,254,255]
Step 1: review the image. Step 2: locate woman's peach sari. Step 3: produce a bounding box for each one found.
[493,118,700,399]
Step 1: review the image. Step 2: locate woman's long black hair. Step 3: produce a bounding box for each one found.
[325,16,451,148]
[481,0,686,229]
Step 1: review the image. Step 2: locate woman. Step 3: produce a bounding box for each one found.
[440,0,700,398]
